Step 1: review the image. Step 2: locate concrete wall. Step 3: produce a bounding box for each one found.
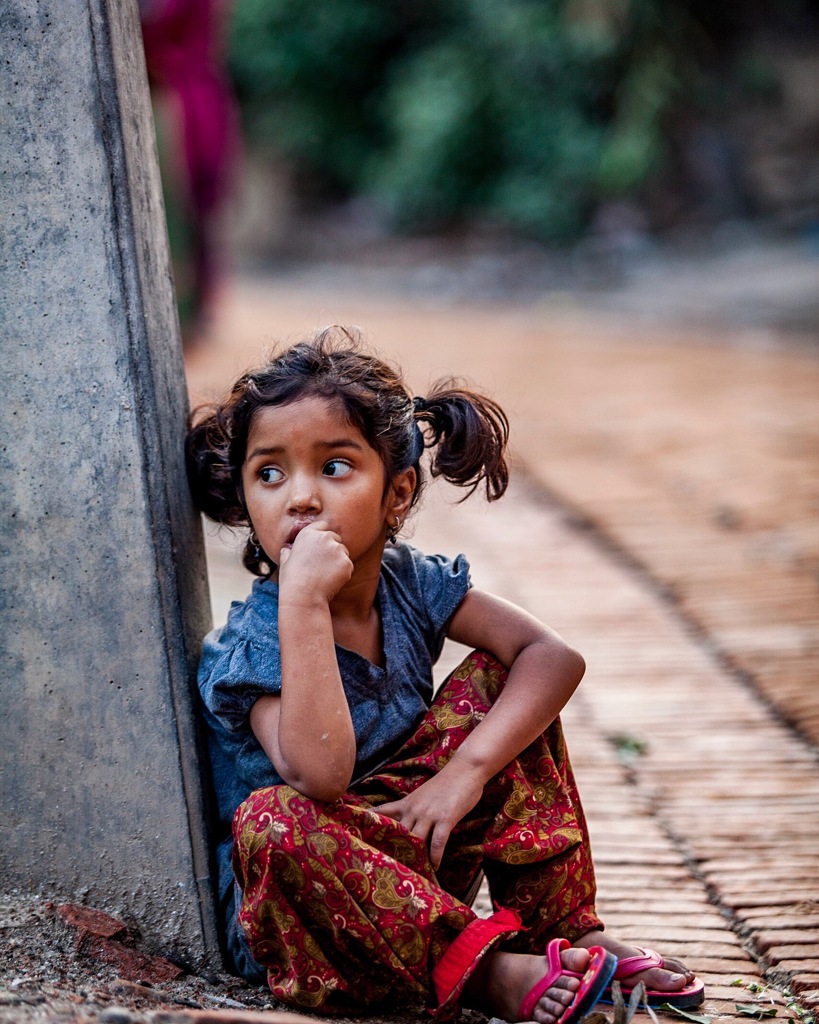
[0,0,217,967]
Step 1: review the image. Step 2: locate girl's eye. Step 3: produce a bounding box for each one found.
[260,466,284,484]
[323,459,352,478]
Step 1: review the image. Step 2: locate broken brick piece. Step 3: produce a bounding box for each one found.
[56,903,129,944]
[54,902,183,984]
[85,936,183,983]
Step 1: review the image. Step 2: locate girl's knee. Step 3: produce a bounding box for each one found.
[442,649,508,707]
[233,784,303,849]
[458,649,505,673]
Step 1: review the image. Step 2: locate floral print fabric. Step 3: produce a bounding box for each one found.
[231,651,602,1016]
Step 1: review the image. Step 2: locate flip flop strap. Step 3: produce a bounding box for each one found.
[518,937,569,1019]
[614,946,663,980]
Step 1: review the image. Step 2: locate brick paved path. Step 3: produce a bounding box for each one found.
[190,274,819,1023]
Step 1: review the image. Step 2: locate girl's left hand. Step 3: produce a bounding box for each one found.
[377,763,486,870]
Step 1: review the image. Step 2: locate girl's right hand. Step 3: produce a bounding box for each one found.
[378,762,487,870]
[278,521,353,604]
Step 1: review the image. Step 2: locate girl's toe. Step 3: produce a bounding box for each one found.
[535,992,572,1023]
[558,947,591,976]
[642,967,688,991]
[532,976,579,1023]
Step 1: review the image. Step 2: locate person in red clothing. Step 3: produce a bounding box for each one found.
[140,0,238,343]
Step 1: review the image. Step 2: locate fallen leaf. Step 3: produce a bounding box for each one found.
[657,1004,712,1024]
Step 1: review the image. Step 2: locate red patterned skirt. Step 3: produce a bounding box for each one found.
[231,651,602,1017]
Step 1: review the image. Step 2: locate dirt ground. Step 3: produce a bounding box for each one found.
[0,895,260,1022]
[0,894,494,1024]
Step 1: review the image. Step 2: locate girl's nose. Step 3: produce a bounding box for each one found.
[287,475,321,514]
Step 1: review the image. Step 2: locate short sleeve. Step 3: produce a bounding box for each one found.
[414,549,471,639]
[197,582,283,733]
[381,543,471,663]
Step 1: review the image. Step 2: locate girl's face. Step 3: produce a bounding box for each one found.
[241,395,413,576]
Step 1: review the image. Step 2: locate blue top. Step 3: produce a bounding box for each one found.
[198,542,471,905]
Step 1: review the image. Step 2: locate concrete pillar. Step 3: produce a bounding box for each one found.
[0,0,217,967]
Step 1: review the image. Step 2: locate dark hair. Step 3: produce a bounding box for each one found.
[186,326,509,575]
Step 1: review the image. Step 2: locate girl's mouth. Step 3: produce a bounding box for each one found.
[284,519,314,546]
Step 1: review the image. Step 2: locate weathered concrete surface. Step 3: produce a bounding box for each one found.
[0,0,215,966]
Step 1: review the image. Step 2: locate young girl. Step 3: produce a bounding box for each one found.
[186,326,704,1023]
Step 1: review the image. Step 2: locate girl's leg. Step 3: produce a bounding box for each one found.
[233,653,689,1017]
[475,711,602,950]
[366,651,696,1002]
[361,650,602,945]
[231,782,520,1016]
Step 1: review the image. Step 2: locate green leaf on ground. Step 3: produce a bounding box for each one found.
[657,1004,712,1023]
[608,732,649,765]
[736,1005,778,1018]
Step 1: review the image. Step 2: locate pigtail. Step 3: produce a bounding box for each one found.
[416,381,510,501]
[185,404,247,527]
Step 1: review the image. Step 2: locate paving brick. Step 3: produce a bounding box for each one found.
[599,918,729,935]
[742,913,819,930]
[754,930,819,952]
[699,859,819,873]
[700,984,775,1000]
[639,943,751,961]
[595,927,744,945]
[694,841,819,858]
[763,944,819,965]
[722,892,819,910]
[593,864,700,880]
[790,975,819,993]
[705,869,819,885]
[588,850,688,867]
[598,895,713,910]
[697,972,764,986]
[771,962,819,981]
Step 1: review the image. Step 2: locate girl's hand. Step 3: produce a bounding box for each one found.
[377,762,486,870]
[278,521,353,604]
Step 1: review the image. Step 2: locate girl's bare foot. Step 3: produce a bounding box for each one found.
[575,931,694,995]
[463,946,591,1024]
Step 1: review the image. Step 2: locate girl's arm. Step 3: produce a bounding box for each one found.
[249,524,357,801]
[379,587,585,868]
[445,588,585,778]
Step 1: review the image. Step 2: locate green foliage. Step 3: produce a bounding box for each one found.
[226,0,722,238]
[228,0,398,187]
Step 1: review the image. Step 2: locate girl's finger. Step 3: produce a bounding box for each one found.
[407,817,430,845]
[376,800,401,819]
[428,821,451,871]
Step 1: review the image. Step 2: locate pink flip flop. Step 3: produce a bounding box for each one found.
[601,946,705,1009]
[518,937,618,1024]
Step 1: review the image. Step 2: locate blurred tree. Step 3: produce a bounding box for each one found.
[228,0,818,240]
